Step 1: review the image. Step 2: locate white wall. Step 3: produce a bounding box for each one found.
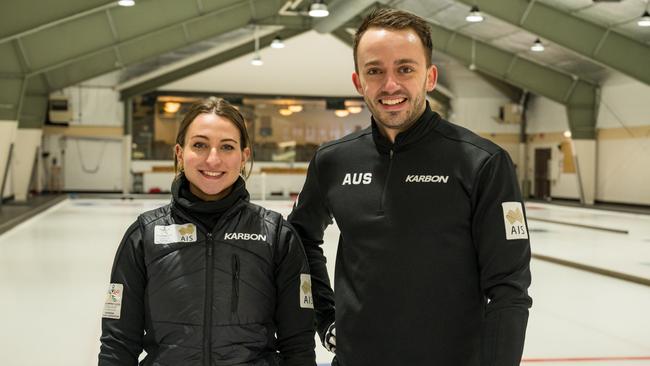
[45,72,126,192]
[12,129,42,201]
[525,95,581,200]
[0,120,18,199]
[63,137,124,192]
[524,72,650,206]
[160,31,359,97]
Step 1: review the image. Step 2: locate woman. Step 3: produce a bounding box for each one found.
[99,97,316,366]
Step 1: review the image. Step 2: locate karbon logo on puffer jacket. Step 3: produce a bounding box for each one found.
[224,232,268,241]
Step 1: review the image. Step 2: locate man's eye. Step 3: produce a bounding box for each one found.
[400,67,414,73]
[367,68,381,75]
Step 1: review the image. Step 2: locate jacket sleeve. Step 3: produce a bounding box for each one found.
[287,154,336,341]
[274,222,317,366]
[98,221,146,366]
[471,150,533,366]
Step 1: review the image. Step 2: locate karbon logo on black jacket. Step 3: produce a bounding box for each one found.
[405,175,449,183]
[224,232,268,241]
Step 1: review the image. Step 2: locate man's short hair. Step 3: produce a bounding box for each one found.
[353,8,433,72]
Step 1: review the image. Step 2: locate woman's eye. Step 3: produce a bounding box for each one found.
[221,144,235,151]
[193,142,207,149]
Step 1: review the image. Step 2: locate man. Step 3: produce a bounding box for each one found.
[288,8,532,366]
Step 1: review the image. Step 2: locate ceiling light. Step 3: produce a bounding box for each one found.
[279,108,293,116]
[638,11,650,27]
[347,106,363,114]
[117,0,135,6]
[465,6,484,23]
[271,36,285,49]
[250,25,263,66]
[309,0,329,17]
[251,54,263,66]
[334,109,349,117]
[163,102,180,114]
[531,38,545,52]
[563,130,572,138]
[288,105,303,112]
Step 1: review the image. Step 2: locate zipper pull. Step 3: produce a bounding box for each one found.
[390,149,394,159]
[206,233,213,256]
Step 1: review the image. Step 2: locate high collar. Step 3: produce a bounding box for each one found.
[171,173,249,216]
[371,102,440,154]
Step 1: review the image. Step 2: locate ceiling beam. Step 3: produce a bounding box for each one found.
[432,23,598,139]
[456,0,650,85]
[120,28,307,100]
[313,0,384,34]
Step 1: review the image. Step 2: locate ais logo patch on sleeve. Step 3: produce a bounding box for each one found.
[102,283,123,319]
[300,274,314,309]
[154,223,197,244]
[502,202,529,240]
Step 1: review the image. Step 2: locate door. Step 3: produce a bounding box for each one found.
[534,148,551,200]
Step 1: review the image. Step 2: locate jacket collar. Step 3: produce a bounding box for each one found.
[171,173,249,216]
[371,101,440,154]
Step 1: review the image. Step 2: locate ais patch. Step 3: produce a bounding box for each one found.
[102,283,123,319]
[154,223,197,244]
[502,202,529,240]
[300,274,314,309]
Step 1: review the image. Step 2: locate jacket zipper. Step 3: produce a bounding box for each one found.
[378,149,394,213]
[231,254,240,316]
[203,232,214,366]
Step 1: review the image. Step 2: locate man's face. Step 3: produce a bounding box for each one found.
[352,27,437,141]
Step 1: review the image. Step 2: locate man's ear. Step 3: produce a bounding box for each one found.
[352,72,363,95]
[426,65,438,92]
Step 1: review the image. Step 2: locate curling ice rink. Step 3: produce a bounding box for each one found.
[0,198,649,366]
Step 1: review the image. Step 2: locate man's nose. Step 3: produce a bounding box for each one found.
[382,73,400,93]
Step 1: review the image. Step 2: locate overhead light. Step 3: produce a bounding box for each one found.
[346,106,363,114]
[251,25,263,66]
[638,11,650,27]
[251,54,263,66]
[563,130,572,138]
[531,38,545,52]
[309,0,329,17]
[465,6,484,23]
[117,0,135,6]
[163,102,180,114]
[271,36,285,49]
[334,109,349,117]
[288,105,303,112]
[279,108,293,116]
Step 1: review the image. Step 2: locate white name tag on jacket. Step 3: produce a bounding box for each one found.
[102,283,123,319]
[154,223,197,244]
[502,202,529,240]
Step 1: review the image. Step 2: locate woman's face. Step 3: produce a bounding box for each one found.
[175,113,250,201]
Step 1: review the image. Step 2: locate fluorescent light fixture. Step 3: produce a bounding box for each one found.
[638,11,650,27]
[251,54,263,66]
[118,0,135,6]
[531,38,545,52]
[288,105,303,112]
[334,110,349,117]
[347,106,362,114]
[465,6,484,23]
[309,0,329,17]
[163,102,180,114]
[271,36,285,49]
[279,109,293,116]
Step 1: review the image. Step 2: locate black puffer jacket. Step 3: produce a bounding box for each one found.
[99,177,316,366]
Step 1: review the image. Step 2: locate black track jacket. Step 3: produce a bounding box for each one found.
[288,104,532,366]
[99,178,316,366]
